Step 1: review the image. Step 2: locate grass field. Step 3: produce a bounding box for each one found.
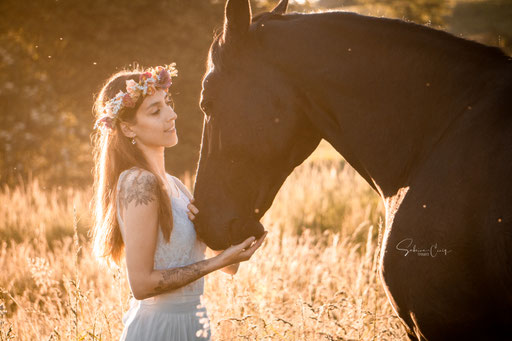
[0,140,408,340]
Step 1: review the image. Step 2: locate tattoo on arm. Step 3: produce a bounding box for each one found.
[117,170,211,298]
[150,260,210,296]
[118,170,158,215]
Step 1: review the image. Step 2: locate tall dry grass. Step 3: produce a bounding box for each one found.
[0,142,408,340]
[0,178,91,244]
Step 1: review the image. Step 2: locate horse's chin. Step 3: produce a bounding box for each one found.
[200,218,265,251]
[229,219,265,246]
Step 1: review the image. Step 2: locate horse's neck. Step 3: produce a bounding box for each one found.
[262,12,506,198]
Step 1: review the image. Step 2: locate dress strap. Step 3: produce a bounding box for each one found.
[170,175,194,201]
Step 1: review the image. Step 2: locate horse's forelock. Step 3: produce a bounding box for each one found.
[209,36,226,73]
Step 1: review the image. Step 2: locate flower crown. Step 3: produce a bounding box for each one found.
[95,64,178,132]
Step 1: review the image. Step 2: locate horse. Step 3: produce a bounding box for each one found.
[192,0,512,339]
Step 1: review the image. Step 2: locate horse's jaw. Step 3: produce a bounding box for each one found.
[198,217,265,251]
[229,219,266,246]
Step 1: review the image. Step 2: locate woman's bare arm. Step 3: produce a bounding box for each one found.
[119,169,264,300]
[208,249,240,275]
[143,236,260,299]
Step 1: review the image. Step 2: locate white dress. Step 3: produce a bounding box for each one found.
[116,169,211,340]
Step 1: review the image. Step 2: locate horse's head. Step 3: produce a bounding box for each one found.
[193,0,322,250]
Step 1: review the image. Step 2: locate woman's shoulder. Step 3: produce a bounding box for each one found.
[118,167,157,194]
[118,166,153,178]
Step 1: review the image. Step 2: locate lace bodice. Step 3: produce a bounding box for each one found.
[116,169,206,299]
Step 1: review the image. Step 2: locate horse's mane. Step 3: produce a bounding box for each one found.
[261,11,508,58]
[210,10,509,69]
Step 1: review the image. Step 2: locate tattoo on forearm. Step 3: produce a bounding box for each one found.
[118,171,157,214]
[150,261,208,296]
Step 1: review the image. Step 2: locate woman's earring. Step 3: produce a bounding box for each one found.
[131,137,136,145]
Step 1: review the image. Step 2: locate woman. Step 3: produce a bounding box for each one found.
[91,64,266,340]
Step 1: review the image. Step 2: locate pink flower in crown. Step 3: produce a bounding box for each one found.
[140,72,153,83]
[122,93,135,108]
[125,79,140,101]
[95,115,114,131]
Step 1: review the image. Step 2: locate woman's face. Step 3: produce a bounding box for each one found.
[129,89,178,148]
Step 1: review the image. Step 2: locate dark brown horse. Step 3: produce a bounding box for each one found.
[192,0,512,339]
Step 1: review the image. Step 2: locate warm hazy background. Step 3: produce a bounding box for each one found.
[0,0,511,187]
[0,0,511,340]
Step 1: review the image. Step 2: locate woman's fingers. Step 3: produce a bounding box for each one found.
[186,200,199,221]
[237,236,256,250]
[238,232,266,251]
[220,232,267,265]
[187,203,199,215]
[239,232,267,259]
[249,231,267,250]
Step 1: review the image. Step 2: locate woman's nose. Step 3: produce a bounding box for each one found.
[168,107,177,121]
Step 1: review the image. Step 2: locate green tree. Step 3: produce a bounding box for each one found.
[0,0,226,186]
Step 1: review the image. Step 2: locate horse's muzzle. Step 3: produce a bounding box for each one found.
[228,218,265,246]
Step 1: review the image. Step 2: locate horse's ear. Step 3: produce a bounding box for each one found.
[271,0,288,15]
[223,0,252,43]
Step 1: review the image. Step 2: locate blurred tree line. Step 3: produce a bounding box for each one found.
[0,0,510,187]
[313,0,512,50]
[0,0,228,186]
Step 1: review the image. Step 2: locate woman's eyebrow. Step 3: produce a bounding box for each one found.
[146,100,162,112]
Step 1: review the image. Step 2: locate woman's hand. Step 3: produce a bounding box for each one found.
[187,198,199,221]
[217,232,267,267]
[187,197,266,272]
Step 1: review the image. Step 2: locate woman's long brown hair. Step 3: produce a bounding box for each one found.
[91,70,173,266]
